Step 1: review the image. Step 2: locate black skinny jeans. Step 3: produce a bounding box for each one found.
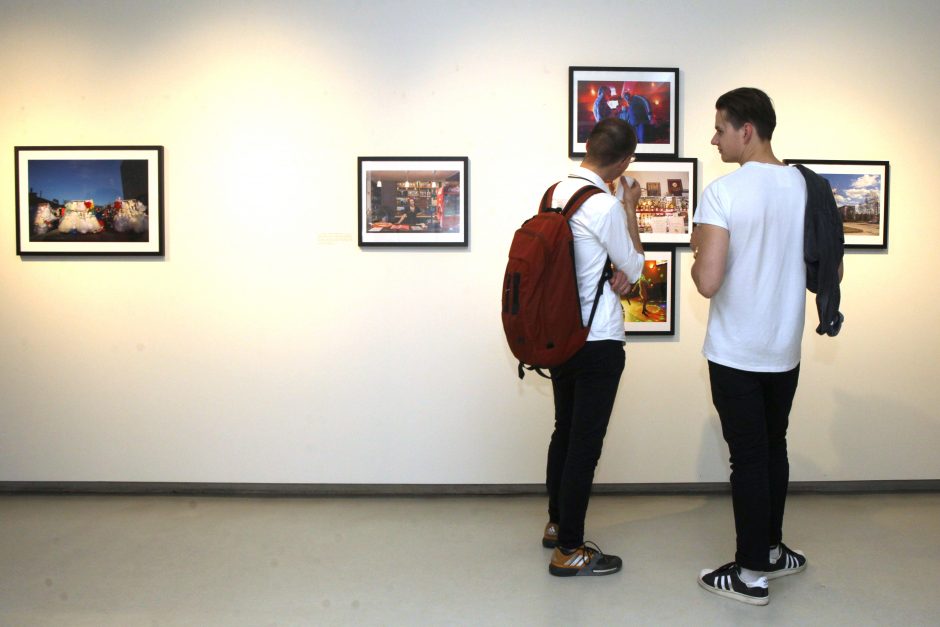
[547,340,625,549]
[708,360,801,571]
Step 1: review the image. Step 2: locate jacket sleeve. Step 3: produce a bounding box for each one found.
[800,165,845,336]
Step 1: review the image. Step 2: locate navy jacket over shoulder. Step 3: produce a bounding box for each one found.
[796,164,844,337]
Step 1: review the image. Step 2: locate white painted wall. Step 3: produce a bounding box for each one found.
[1,0,938,484]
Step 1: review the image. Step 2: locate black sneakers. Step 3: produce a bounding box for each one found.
[549,541,622,577]
[698,562,769,605]
[542,522,559,548]
[764,543,807,579]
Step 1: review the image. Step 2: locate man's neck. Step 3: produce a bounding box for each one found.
[739,142,783,166]
[579,160,616,183]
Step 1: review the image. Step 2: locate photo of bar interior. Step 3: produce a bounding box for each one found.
[366,170,461,234]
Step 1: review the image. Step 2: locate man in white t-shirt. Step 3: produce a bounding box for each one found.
[691,88,841,605]
[543,118,645,577]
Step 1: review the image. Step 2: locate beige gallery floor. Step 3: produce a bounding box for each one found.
[1,492,939,626]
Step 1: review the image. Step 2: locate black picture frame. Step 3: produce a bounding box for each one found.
[358,157,469,247]
[569,66,679,159]
[784,159,890,250]
[622,246,676,336]
[15,146,165,256]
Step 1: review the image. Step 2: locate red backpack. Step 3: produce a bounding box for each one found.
[502,183,612,379]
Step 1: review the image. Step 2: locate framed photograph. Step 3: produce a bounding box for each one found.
[15,146,164,256]
[620,158,697,245]
[569,66,679,159]
[784,159,890,249]
[622,247,675,336]
[358,157,469,247]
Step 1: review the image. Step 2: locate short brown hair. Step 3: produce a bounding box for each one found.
[586,118,637,166]
[715,87,777,140]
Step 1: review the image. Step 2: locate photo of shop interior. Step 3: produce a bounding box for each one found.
[621,259,668,323]
[630,171,690,234]
[365,170,461,233]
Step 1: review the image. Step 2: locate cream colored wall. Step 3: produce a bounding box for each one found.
[1,0,938,483]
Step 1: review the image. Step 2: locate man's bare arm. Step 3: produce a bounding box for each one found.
[690,224,730,298]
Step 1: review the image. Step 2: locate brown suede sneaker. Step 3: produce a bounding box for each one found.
[549,542,622,577]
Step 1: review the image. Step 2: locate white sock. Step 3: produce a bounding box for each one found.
[769,544,782,564]
[738,566,767,587]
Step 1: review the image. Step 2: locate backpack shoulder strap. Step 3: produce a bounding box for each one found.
[585,256,613,329]
[559,183,613,328]
[539,182,604,216]
[538,183,561,213]
[562,185,604,218]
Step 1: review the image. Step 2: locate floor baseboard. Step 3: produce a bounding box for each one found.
[1,480,938,497]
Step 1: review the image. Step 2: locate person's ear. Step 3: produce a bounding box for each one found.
[742,122,753,143]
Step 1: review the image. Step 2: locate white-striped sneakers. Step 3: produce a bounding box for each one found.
[698,562,769,605]
[765,543,807,579]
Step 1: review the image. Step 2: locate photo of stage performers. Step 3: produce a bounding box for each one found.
[622,248,675,335]
[576,82,671,145]
[569,68,678,158]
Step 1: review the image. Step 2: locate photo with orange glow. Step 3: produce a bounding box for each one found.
[621,247,675,335]
[576,81,672,144]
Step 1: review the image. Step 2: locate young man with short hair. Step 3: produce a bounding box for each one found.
[543,117,645,577]
[691,87,841,604]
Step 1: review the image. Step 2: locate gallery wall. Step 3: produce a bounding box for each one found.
[1,0,938,485]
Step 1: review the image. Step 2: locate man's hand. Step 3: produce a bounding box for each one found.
[617,175,645,254]
[619,175,642,207]
[609,270,634,295]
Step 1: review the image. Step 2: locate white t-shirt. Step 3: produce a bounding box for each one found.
[551,167,645,342]
[694,162,807,372]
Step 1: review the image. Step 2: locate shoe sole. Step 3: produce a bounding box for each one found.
[542,538,557,548]
[549,564,621,577]
[764,563,806,580]
[697,577,769,606]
